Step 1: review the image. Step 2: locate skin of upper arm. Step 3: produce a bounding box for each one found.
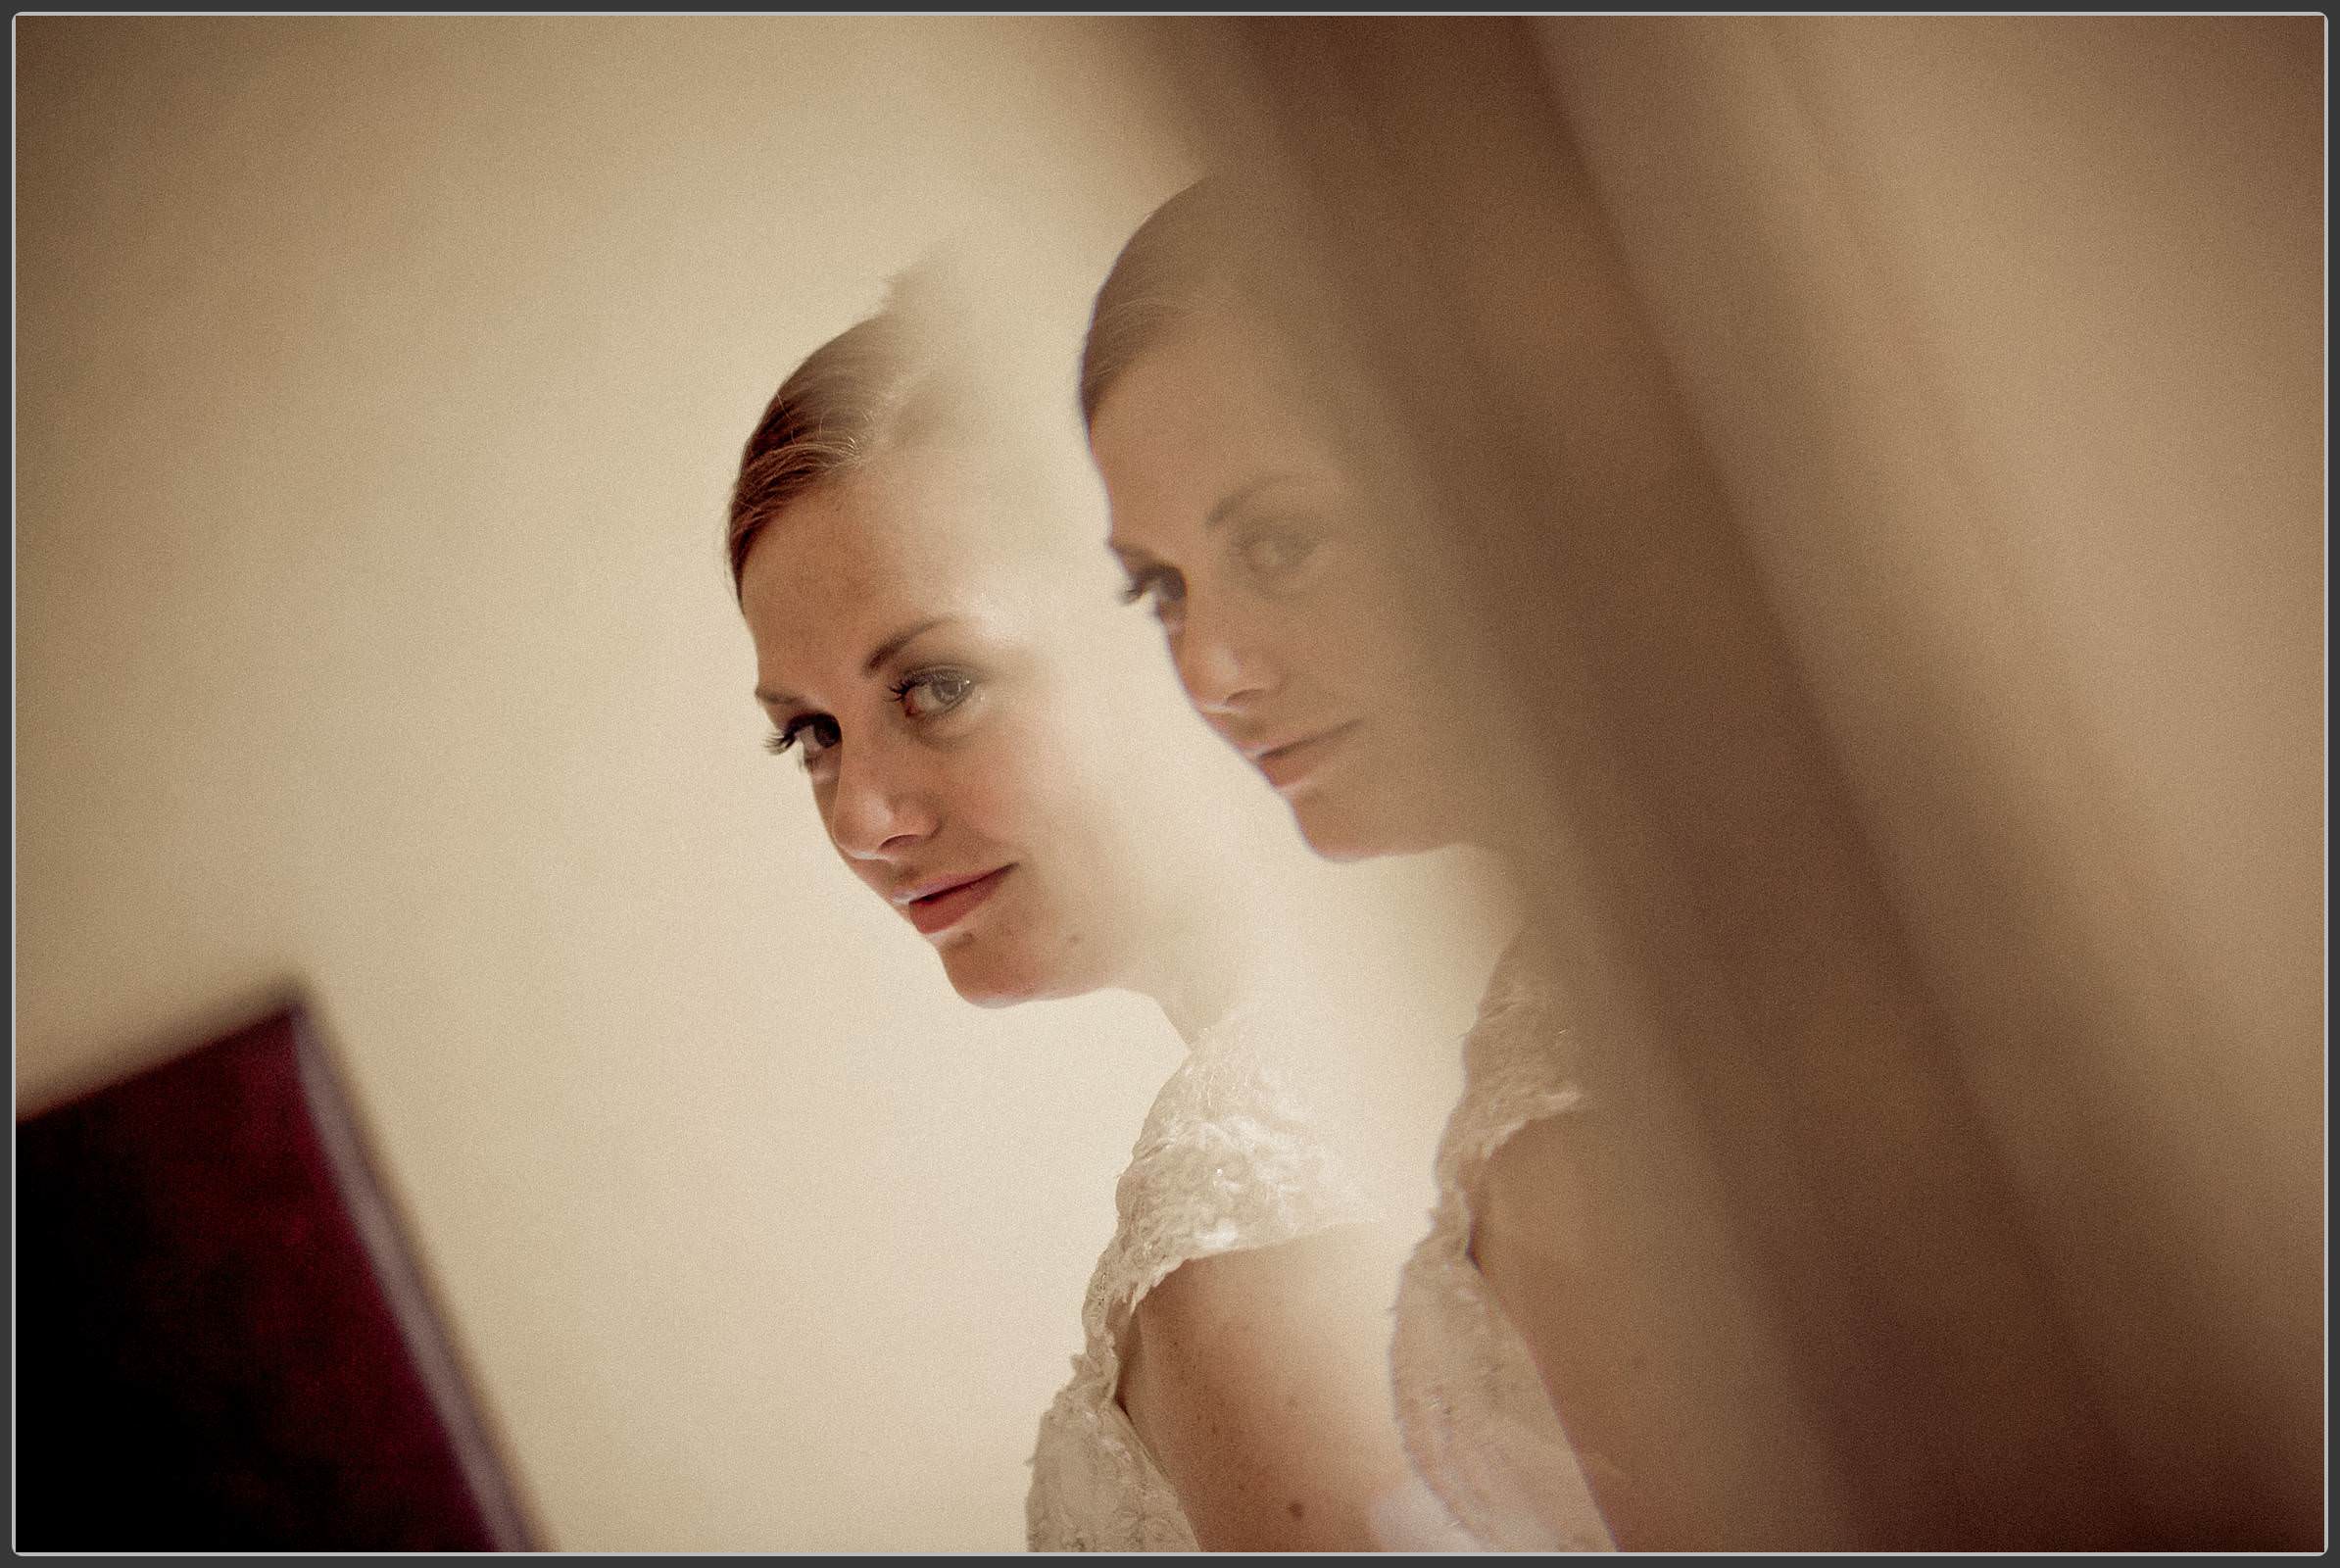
[1471,1109,1856,1549]
[1470,1108,1715,1544]
[1117,1219,1423,1552]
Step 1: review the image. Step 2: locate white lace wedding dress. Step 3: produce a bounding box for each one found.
[1024,994,1428,1551]
[1389,934,1616,1550]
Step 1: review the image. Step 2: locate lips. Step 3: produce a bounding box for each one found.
[895,865,1013,937]
[1244,720,1362,791]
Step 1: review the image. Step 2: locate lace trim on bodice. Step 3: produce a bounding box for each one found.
[1025,1001,1401,1551]
[1389,936,1616,1550]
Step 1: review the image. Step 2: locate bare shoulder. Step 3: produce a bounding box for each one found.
[1120,1220,1422,1550]
[1137,1218,1418,1337]
[1124,1219,1420,1425]
[1473,1107,1606,1280]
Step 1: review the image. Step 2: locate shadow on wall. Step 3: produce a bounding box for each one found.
[15,995,542,1551]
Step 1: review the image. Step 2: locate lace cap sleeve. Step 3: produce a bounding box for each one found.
[1026,1000,1415,1551]
[1096,1006,1402,1351]
[1389,930,1616,1551]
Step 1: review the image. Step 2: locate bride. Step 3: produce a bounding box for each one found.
[1075,176,2138,1550]
[722,262,1481,1551]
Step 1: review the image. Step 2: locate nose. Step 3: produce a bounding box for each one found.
[824,741,937,863]
[1171,600,1276,716]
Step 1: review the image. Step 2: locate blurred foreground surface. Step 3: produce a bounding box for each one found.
[17,1003,536,1550]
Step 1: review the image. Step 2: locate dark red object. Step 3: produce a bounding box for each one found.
[15,1002,538,1550]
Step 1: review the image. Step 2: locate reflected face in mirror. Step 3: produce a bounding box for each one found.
[738,442,1137,1006]
[1090,313,1458,862]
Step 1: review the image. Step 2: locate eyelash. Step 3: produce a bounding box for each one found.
[763,719,826,758]
[1119,566,1185,613]
[1116,522,1321,622]
[762,669,975,762]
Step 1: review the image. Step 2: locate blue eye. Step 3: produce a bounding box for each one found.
[894,668,974,719]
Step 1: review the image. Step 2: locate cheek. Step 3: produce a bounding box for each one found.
[940,720,1066,849]
[990,738,1122,905]
[1273,570,1391,695]
[1326,554,1437,685]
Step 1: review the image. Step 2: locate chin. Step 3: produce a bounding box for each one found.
[1288,787,1449,862]
[938,938,1082,1009]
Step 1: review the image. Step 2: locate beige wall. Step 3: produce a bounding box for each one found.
[15,18,1504,1549]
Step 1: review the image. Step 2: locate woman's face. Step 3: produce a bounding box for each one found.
[738,442,1141,1006]
[1089,312,1461,861]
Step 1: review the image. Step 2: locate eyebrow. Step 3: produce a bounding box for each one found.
[863,615,952,674]
[754,614,957,710]
[1106,471,1313,564]
[1205,471,1309,532]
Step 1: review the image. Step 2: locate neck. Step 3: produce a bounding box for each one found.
[1151,967,1242,1045]
[1121,871,1277,1047]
